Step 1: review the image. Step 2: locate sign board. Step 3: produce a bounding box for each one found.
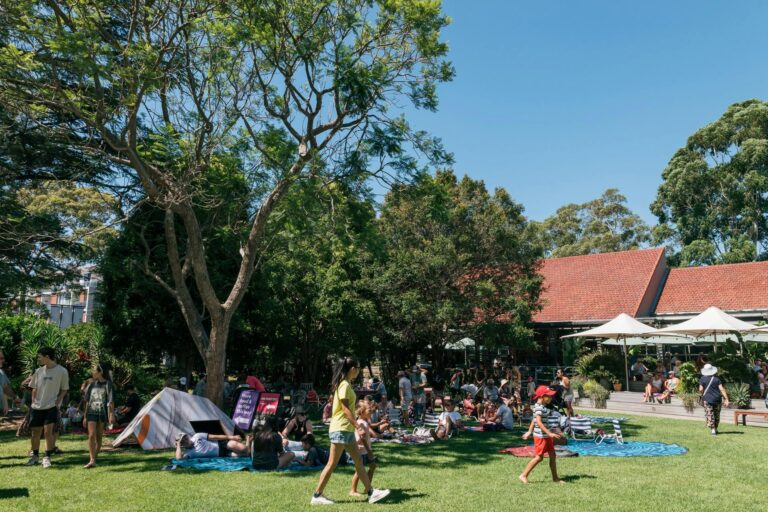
[232,389,260,431]
[256,393,280,415]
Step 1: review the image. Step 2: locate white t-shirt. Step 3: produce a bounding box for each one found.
[438,411,461,426]
[496,404,514,430]
[31,364,69,410]
[399,377,412,403]
[187,433,219,458]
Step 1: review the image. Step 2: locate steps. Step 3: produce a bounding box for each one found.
[575,391,768,427]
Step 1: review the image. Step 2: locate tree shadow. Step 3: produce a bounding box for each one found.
[0,488,29,499]
[561,474,597,483]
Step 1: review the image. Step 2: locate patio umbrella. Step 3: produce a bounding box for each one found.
[655,306,756,353]
[561,313,659,391]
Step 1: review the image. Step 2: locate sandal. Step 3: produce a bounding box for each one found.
[83,461,97,469]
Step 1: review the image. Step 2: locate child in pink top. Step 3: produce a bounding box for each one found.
[351,401,377,497]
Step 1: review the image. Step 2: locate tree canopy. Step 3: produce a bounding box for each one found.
[652,99,768,265]
[534,188,650,258]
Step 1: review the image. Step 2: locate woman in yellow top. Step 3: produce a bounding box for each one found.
[311,357,390,506]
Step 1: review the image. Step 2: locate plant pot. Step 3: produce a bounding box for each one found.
[612,383,622,392]
[591,397,607,409]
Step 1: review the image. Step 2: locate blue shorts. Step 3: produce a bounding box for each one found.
[329,430,355,445]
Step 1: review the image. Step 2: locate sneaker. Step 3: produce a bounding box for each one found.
[310,495,335,505]
[368,489,391,504]
[42,456,52,468]
[711,429,717,436]
[24,455,39,466]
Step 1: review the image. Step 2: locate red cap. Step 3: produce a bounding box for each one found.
[533,385,557,400]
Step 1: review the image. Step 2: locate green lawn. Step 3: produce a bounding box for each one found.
[1,412,765,512]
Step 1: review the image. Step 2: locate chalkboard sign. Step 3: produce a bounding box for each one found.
[232,389,260,430]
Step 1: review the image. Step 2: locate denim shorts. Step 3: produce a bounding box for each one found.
[329,430,356,445]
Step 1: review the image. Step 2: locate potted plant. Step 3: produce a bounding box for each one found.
[611,378,622,392]
[724,383,751,409]
[583,379,609,409]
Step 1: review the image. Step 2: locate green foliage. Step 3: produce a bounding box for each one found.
[724,383,751,409]
[582,379,609,408]
[370,170,543,370]
[534,188,650,257]
[573,349,624,382]
[709,353,755,385]
[678,362,700,394]
[652,99,768,264]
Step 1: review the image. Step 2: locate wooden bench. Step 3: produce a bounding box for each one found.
[733,409,768,426]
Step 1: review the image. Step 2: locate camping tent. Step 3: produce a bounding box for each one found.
[112,387,236,450]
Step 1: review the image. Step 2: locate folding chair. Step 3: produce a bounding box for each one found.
[387,407,403,427]
[569,416,597,441]
[596,419,624,444]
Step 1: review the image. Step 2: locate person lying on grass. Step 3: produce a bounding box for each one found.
[519,385,563,484]
[175,431,250,460]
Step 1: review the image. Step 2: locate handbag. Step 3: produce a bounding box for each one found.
[698,377,715,407]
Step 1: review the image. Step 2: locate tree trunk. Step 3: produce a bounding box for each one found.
[204,319,230,407]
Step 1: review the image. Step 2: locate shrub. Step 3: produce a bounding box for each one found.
[725,383,751,409]
[710,354,755,385]
[583,379,609,408]
[573,349,623,382]
[678,362,699,394]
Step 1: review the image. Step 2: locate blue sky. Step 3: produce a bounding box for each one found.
[402,0,768,223]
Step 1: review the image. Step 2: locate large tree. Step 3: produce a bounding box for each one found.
[0,1,452,404]
[652,99,768,266]
[535,188,650,258]
[371,170,543,371]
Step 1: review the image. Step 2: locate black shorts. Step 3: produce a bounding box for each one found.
[30,408,59,428]
[86,412,108,424]
[217,440,231,457]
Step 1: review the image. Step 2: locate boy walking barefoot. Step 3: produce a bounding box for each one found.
[519,385,563,484]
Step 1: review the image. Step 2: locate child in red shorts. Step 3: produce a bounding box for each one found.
[519,385,563,484]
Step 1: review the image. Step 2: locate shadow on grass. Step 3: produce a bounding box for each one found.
[0,488,29,499]
[561,474,597,483]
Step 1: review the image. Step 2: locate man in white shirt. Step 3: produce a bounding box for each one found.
[175,432,249,459]
[434,399,463,439]
[26,347,69,468]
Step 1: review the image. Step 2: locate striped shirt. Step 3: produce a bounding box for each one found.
[533,403,550,438]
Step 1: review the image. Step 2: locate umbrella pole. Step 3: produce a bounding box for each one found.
[713,332,718,353]
[623,336,629,392]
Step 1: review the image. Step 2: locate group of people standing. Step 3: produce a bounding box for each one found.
[1,347,140,469]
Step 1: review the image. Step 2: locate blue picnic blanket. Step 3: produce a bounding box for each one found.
[565,440,687,457]
[168,457,323,472]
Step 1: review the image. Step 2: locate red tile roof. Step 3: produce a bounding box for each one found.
[533,248,666,323]
[655,261,768,315]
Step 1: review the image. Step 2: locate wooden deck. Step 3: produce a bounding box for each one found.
[575,391,768,427]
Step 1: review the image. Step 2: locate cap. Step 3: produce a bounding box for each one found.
[532,385,557,400]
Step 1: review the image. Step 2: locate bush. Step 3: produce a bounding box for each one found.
[573,349,623,383]
[725,383,751,409]
[678,362,699,394]
[583,379,609,408]
[709,354,755,385]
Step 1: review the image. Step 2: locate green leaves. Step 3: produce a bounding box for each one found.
[653,99,768,265]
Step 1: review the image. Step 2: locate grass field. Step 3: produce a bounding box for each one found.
[1,411,765,512]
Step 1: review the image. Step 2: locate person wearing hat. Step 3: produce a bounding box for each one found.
[519,385,563,484]
[699,364,730,435]
[282,405,313,450]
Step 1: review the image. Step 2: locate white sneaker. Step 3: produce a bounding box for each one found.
[42,456,52,468]
[711,429,717,436]
[310,495,335,505]
[368,489,391,504]
[25,455,38,466]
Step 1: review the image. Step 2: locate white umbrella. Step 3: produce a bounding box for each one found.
[655,306,756,352]
[445,337,475,350]
[561,313,659,391]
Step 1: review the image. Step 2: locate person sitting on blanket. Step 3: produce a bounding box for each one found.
[296,433,328,467]
[281,406,313,449]
[480,399,498,430]
[462,393,478,419]
[431,399,463,440]
[643,371,665,403]
[175,431,250,459]
[492,399,515,431]
[657,371,680,403]
[369,397,392,436]
[251,417,295,470]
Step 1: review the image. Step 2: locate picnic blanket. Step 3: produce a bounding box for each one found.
[566,440,687,457]
[462,426,485,432]
[371,434,433,445]
[167,457,323,472]
[500,446,579,458]
[582,415,629,424]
